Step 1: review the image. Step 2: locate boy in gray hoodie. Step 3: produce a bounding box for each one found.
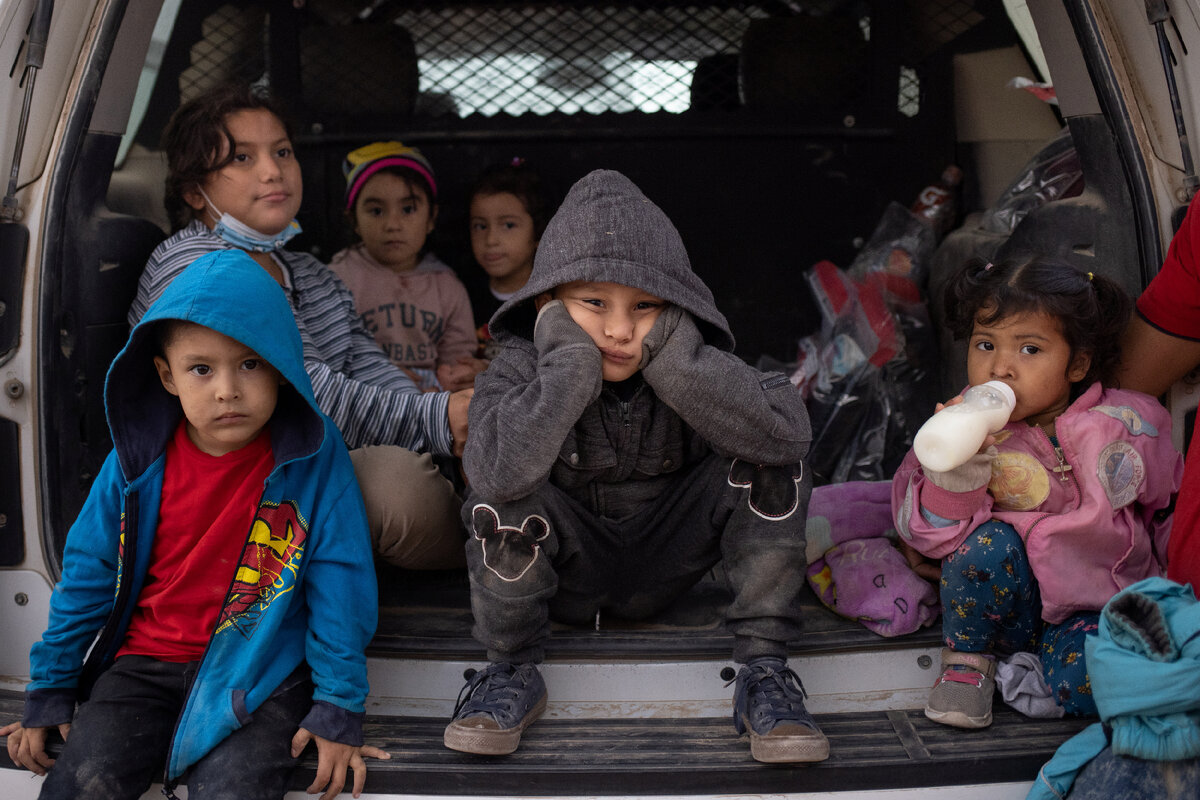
[444,170,825,763]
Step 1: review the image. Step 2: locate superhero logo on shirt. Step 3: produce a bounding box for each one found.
[471,504,549,583]
[1096,441,1144,508]
[216,500,308,639]
[115,513,127,599]
[727,460,805,521]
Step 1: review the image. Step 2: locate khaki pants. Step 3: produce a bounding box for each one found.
[350,445,466,569]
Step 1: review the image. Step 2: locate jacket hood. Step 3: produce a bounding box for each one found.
[1088,578,1200,758]
[490,169,735,351]
[105,249,322,480]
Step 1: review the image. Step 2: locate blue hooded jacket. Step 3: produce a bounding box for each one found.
[1027,577,1200,799]
[23,250,378,780]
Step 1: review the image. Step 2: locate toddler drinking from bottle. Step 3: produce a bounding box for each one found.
[892,256,1181,729]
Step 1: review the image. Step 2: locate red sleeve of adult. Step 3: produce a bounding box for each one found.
[1168,429,1200,591]
[1139,193,1200,340]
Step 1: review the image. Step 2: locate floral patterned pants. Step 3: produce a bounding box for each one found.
[940,519,1097,716]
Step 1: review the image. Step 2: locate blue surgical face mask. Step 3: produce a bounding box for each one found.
[199,188,302,252]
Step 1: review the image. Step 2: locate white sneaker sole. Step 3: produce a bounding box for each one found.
[924,705,993,729]
[443,692,548,755]
[743,716,831,763]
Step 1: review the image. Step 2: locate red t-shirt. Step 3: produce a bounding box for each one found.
[1139,195,1200,340]
[118,421,274,662]
[1137,193,1200,591]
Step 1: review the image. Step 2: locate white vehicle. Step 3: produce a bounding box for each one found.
[0,1,1195,798]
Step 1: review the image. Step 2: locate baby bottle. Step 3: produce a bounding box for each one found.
[912,380,1016,473]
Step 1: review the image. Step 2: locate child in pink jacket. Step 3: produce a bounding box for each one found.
[892,256,1181,730]
[331,142,479,392]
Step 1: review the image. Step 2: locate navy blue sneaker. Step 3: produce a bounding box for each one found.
[443,662,547,755]
[732,657,829,763]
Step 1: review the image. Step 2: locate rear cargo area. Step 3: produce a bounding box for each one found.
[0,570,1093,796]
[3,1,1151,797]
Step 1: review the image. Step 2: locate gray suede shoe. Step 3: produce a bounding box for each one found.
[925,648,997,729]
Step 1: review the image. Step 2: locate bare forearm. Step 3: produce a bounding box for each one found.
[1118,315,1200,397]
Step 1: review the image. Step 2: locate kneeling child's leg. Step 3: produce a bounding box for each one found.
[1040,612,1099,716]
[715,458,827,763]
[928,522,1036,729]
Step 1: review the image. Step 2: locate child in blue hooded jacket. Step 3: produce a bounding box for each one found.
[0,250,384,800]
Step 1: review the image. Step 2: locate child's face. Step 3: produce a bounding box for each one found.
[353,172,436,272]
[553,280,667,382]
[185,108,302,236]
[154,322,283,457]
[966,309,1090,429]
[469,191,537,290]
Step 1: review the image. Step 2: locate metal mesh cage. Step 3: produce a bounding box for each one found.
[179,4,268,104]
[904,0,986,60]
[393,5,770,116]
[163,1,996,124]
[893,0,989,118]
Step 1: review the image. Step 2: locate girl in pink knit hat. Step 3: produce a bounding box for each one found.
[331,141,485,392]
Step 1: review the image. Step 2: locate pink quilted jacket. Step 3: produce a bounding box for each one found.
[892,383,1182,624]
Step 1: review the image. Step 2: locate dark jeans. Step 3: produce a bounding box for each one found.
[39,655,310,800]
[1069,747,1200,799]
[462,453,811,664]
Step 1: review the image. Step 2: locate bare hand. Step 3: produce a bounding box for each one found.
[899,539,941,583]
[933,395,996,450]
[291,727,391,800]
[447,389,473,458]
[400,367,438,393]
[437,357,489,393]
[932,394,963,413]
[2,720,70,776]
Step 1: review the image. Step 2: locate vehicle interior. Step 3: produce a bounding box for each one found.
[11,0,1163,793]
[44,0,1137,557]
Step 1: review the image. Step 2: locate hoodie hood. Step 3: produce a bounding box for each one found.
[105,249,322,481]
[490,169,735,351]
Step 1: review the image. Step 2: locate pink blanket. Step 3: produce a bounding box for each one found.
[806,480,939,636]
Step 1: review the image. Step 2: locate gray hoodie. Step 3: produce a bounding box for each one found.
[464,169,811,517]
[489,169,735,351]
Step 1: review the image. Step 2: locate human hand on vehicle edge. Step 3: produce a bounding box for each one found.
[1,720,71,775]
[291,726,391,800]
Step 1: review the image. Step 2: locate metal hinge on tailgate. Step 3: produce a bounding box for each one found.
[0,0,53,363]
[1146,0,1200,204]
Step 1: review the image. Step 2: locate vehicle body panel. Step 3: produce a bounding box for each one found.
[0,0,1195,797]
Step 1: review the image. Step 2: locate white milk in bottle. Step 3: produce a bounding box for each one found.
[912,380,1016,473]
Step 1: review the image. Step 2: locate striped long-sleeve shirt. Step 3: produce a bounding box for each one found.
[129,222,452,455]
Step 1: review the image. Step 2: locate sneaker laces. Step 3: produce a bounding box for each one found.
[452,662,538,724]
[935,663,984,688]
[732,658,819,735]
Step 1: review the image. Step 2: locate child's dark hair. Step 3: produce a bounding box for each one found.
[341,166,438,254]
[470,159,550,239]
[154,318,194,356]
[943,256,1132,389]
[161,83,293,232]
[156,321,183,355]
[345,166,436,221]
[389,166,435,206]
